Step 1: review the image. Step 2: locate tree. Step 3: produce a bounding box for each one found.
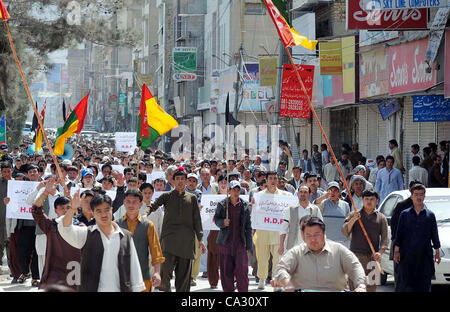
[0,0,141,149]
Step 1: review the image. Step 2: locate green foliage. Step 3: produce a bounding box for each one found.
[0,0,141,147]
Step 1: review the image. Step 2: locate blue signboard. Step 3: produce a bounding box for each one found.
[378,98,400,120]
[413,95,450,122]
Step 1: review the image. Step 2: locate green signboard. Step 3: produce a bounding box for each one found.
[119,93,127,105]
[173,47,197,72]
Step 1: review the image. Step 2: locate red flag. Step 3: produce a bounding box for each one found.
[139,84,151,139]
[73,91,89,134]
[0,0,10,21]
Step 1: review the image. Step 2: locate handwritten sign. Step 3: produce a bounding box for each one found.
[251,193,298,231]
[147,171,166,183]
[413,95,450,122]
[279,64,314,119]
[6,181,40,220]
[115,132,137,154]
[200,195,249,231]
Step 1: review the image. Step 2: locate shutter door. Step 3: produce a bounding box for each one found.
[377,110,388,157]
[358,105,368,157]
[437,121,450,144]
[402,97,419,186]
[366,104,379,160]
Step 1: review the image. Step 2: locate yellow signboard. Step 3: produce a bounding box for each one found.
[319,41,342,75]
[342,36,355,94]
[259,57,278,87]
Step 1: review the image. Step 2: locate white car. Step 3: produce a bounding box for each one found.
[378,188,450,285]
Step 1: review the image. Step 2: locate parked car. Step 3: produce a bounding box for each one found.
[378,188,450,285]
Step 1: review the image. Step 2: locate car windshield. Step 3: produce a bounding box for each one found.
[424,196,450,222]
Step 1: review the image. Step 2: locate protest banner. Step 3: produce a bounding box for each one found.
[147,171,166,183]
[251,192,298,231]
[6,181,40,220]
[201,195,250,231]
[115,132,137,154]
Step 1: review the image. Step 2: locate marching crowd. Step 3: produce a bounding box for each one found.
[0,136,448,292]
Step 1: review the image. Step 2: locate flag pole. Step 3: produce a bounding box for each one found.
[3,20,69,194]
[283,45,383,274]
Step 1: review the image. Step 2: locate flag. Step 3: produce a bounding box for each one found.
[62,99,66,122]
[0,0,10,21]
[31,102,39,132]
[225,93,240,126]
[66,103,72,121]
[262,0,318,50]
[33,102,46,152]
[137,83,178,150]
[54,91,90,155]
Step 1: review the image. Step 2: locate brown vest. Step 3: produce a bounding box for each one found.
[79,226,132,292]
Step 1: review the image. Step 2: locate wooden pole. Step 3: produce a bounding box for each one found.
[283,45,384,274]
[3,20,69,195]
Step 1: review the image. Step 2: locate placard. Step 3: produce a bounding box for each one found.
[147,171,166,183]
[6,181,40,220]
[251,193,298,231]
[200,195,249,231]
[115,132,137,154]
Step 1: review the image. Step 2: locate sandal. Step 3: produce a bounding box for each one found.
[17,274,28,284]
[31,279,39,287]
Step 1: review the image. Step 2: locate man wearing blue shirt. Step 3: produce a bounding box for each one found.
[375,156,404,203]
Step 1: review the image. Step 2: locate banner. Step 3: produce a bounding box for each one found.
[425,8,450,64]
[320,41,342,75]
[6,181,40,220]
[147,171,166,183]
[342,36,356,94]
[259,57,278,87]
[360,46,389,98]
[388,38,436,95]
[200,195,249,231]
[347,0,429,30]
[251,193,298,231]
[115,132,137,154]
[279,64,314,119]
[0,115,5,144]
[413,95,450,122]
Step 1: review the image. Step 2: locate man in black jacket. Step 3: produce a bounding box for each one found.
[214,180,252,292]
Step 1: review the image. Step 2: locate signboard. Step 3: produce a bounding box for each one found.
[322,36,356,108]
[388,38,437,95]
[360,46,389,98]
[259,57,278,87]
[279,64,314,119]
[360,0,449,10]
[378,98,401,120]
[359,30,398,47]
[347,0,429,29]
[118,93,127,105]
[115,132,137,154]
[319,41,342,75]
[413,95,450,122]
[446,30,450,98]
[173,47,197,72]
[251,193,298,231]
[6,181,40,220]
[173,72,197,82]
[426,8,450,64]
[0,115,5,144]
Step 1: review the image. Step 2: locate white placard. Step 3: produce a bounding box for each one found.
[112,165,125,174]
[115,132,137,154]
[200,194,249,231]
[147,171,166,183]
[6,181,40,220]
[251,193,298,231]
[200,195,226,230]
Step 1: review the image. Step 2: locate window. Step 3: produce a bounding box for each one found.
[245,2,266,15]
[379,195,401,218]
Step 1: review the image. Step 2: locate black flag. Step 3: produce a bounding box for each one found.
[62,98,66,122]
[31,102,38,131]
[225,93,240,126]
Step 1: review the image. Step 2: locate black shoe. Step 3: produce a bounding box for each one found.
[201,272,208,278]
[266,277,271,284]
[255,277,259,283]
[11,278,18,284]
